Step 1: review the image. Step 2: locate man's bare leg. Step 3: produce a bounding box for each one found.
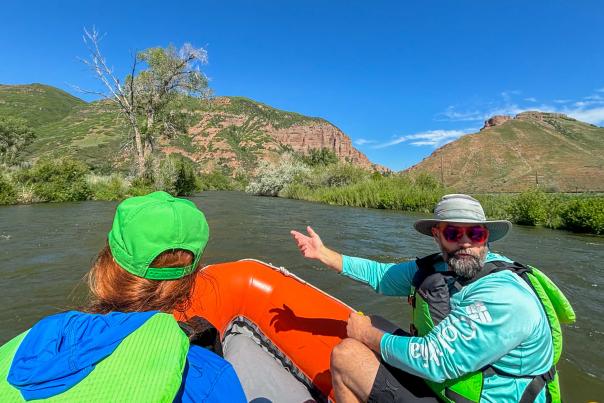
[330,338,381,403]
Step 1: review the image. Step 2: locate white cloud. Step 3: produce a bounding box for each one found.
[439,104,524,122]
[596,87,604,93]
[554,99,572,104]
[354,138,375,145]
[374,128,477,149]
[438,107,484,122]
[573,97,604,108]
[524,97,537,102]
[564,107,604,125]
[501,90,521,100]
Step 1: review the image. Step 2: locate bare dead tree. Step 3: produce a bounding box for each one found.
[79,27,210,176]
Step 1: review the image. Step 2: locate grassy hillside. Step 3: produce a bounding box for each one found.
[406,112,604,192]
[0,84,335,173]
[30,102,127,172]
[0,84,85,127]
[193,96,326,129]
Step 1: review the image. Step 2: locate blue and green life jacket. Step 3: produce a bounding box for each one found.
[0,312,224,402]
[409,254,576,403]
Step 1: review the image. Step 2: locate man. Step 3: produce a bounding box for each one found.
[291,194,574,403]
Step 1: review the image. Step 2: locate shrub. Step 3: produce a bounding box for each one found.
[87,174,128,201]
[320,163,369,187]
[246,155,310,196]
[15,183,37,204]
[133,155,200,197]
[296,163,370,190]
[0,174,17,205]
[412,172,443,190]
[559,197,604,235]
[19,158,91,202]
[198,170,236,191]
[0,117,35,165]
[283,173,444,212]
[474,194,514,221]
[169,156,199,196]
[302,148,338,167]
[509,190,548,226]
[128,176,155,197]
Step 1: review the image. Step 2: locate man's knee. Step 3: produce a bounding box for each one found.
[331,338,364,372]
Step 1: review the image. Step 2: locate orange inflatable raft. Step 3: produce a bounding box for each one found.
[175,259,354,402]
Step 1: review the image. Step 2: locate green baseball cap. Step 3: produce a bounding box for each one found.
[108,191,210,280]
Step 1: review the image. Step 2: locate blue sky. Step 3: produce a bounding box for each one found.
[2,1,603,171]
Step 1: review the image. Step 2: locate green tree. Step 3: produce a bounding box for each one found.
[0,117,35,165]
[19,158,91,202]
[302,148,339,166]
[82,28,210,176]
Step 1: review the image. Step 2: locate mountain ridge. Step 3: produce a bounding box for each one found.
[406,111,604,192]
[0,84,381,173]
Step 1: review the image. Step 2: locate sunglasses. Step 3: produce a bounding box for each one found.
[441,225,489,244]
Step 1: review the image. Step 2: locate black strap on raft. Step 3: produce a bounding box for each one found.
[178,316,223,357]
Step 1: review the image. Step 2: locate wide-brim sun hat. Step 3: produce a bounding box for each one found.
[414,194,512,242]
[108,191,210,280]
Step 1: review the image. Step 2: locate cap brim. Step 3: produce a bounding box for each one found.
[414,219,512,242]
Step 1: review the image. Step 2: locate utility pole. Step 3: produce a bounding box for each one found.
[440,155,445,187]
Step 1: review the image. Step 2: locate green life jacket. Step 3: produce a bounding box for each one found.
[409,254,576,403]
[0,312,190,402]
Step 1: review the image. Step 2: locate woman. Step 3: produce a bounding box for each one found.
[0,191,246,402]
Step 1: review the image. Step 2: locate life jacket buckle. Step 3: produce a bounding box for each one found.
[543,366,556,383]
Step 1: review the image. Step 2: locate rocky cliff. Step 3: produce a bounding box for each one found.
[162,96,380,173]
[481,115,512,130]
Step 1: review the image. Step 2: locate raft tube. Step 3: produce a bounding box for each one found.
[176,259,354,402]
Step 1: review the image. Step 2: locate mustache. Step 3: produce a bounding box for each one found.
[452,248,480,259]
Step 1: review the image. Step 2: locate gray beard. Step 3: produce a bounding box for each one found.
[445,248,487,279]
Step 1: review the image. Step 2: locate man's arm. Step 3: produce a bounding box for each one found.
[346,312,386,353]
[290,226,343,272]
[290,226,417,296]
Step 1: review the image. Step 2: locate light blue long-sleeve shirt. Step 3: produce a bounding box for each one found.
[342,253,553,403]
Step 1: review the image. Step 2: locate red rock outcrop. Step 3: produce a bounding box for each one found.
[481,115,512,130]
[269,121,373,168]
[160,102,386,173]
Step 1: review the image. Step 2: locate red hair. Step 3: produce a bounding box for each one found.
[86,244,200,315]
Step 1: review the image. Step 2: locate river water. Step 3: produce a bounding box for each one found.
[0,191,602,401]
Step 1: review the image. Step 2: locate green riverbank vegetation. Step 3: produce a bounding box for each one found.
[1,150,603,235]
[1,129,602,236]
[0,155,243,204]
[245,151,604,235]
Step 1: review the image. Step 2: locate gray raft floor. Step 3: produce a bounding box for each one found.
[223,326,316,403]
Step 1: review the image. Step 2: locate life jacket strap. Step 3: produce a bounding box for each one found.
[518,366,555,403]
[178,316,223,357]
[483,365,555,403]
[444,388,477,403]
